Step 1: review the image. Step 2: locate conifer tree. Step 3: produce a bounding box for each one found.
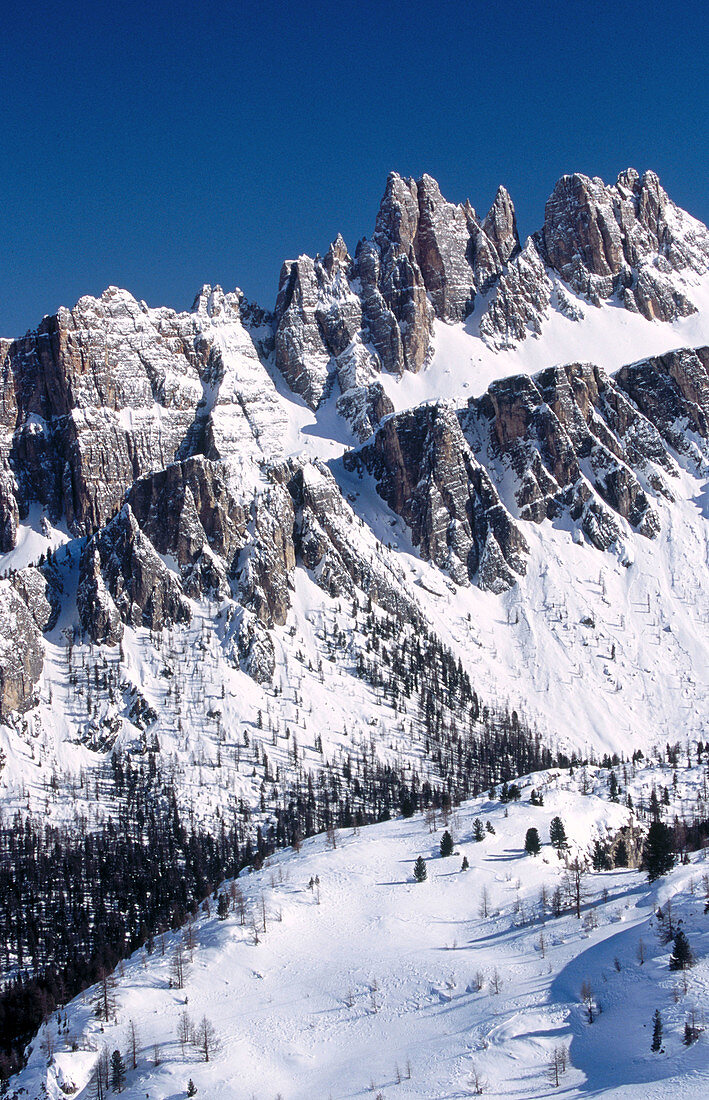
[642,821,675,881]
[549,817,568,851]
[669,929,694,971]
[187,1079,198,1096]
[525,828,541,856]
[473,819,485,842]
[440,830,454,857]
[110,1049,126,1093]
[614,839,629,867]
[413,856,427,882]
[651,1009,662,1052]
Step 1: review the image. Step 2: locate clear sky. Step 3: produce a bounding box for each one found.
[2,0,708,336]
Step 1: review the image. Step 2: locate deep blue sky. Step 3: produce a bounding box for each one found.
[2,0,708,336]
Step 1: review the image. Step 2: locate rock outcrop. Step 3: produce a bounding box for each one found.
[541,169,709,321]
[345,403,528,592]
[465,361,674,550]
[615,346,709,463]
[77,504,191,643]
[0,582,44,718]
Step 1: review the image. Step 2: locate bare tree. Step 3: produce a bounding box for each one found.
[564,857,588,919]
[194,1015,218,1062]
[490,968,502,995]
[468,1061,487,1094]
[478,887,490,919]
[126,1018,139,1071]
[547,1044,568,1087]
[95,968,117,1022]
[171,942,187,990]
[177,1011,192,1059]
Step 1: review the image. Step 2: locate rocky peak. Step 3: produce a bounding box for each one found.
[541,168,709,321]
[481,185,520,265]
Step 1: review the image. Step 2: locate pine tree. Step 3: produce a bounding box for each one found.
[642,821,675,881]
[473,819,485,842]
[651,1009,662,1052]
[591,839,611,871]
[549,817,568,851]
[187,1080,197,1097]
[440,830,454,857]
[669,929,694,971]
[413,856,427,882]
[110,1049,126,1093]
[614,839,629,867]
[525,827,541,856]
[217,893,229,921]
[461,855,469,871]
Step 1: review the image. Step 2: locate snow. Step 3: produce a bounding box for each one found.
[15,760,709,1099]
[381,273,709,413]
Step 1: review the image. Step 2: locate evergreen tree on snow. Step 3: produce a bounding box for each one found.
[440,830,454,857]
[642,821,675,881]
[525,828,541,856]
[549,817,568,851]
[669,929,694,971]
[651,1009,663,1052]
[110,1049,126,1093]
[413,856,427,882]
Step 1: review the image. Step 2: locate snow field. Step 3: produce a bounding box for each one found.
[18,760,709,1099]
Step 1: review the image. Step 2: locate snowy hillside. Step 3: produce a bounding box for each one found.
[14,757,709,1099]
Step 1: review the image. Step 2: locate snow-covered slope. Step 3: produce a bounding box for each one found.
[14,759,709,1099]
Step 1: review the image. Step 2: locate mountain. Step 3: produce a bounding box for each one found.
[1,167,709,1089]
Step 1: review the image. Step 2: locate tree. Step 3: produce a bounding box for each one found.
[440,830,454,857]
[90,1065,105,1100]
[177,1011,192,1059]
[669,929,694,971]
[549,817,568,852]
[614,839,629,867]
[194,1015,217,1062]
[413,856,427,882]
[187,1081,198,1097]
[95,968,117,1022]
[126,1019,139,1071]
[171,942,187,989]
[524,827,541,856]
[461,855,469,871]
[642,821,675,881]
[651,1009,663,1052]
[591,839,611,871]
[580,980,595,1024]
[217,893,229,921]
[547,1045,568,1087]
[473,819,485,842]
[110,1049,126,1093]
[564,857,588,919]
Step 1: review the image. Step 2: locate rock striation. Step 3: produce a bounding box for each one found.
[345,403,528,592]
[464,363,673,552]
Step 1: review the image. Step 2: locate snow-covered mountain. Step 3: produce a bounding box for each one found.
[1,167,709,1094]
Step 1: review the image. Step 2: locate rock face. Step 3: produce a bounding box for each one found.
[78,504,192,643]
[345,403,528,592]
[465,361,676,550]
[615,346,709,463]
[0,582,44,718]
[0,284,285,549]
[541,169,709,320]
